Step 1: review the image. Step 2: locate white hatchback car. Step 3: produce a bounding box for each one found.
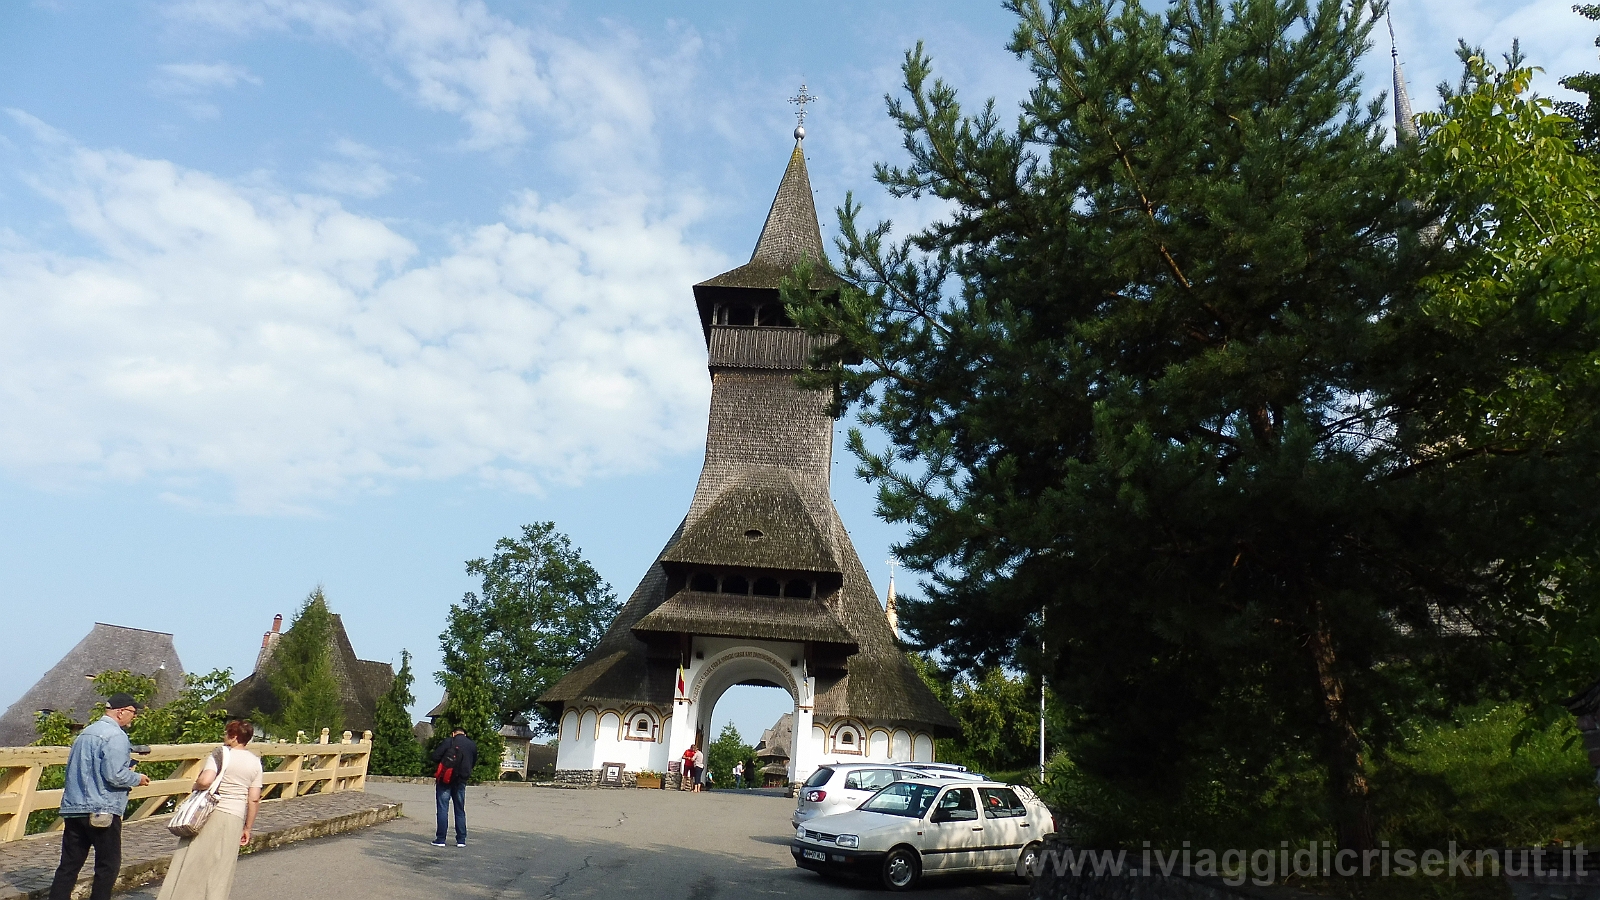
[791,777,1055,891]
[792,763,930,828]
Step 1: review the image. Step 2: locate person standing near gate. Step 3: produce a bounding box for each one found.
[680,744,697,791]
[49,693,150,900]
[430,726,477,847]
[692,745,707,794]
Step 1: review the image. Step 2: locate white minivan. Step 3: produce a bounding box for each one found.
[791,763,930,828]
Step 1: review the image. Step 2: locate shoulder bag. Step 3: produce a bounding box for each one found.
[167,746,231,838]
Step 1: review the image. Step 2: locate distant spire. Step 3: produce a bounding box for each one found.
[885,557,900,637]
[1390,12,1419,143]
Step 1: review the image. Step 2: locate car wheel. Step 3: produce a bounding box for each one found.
[1017,841,1044,881]
[881,845,921,891]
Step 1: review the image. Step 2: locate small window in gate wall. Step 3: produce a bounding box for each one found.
[832,723,863,755]
[622,708,659,741]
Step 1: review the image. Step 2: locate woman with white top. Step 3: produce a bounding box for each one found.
[157,720,264,900]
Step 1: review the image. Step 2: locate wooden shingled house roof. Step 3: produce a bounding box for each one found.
[541,134,956,735]
[223,613,394,734]
[0,623,184,747]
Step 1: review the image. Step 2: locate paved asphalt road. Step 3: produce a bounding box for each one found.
[124,782,1030,899]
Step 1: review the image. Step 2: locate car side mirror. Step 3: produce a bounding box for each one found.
[930,808,951,824]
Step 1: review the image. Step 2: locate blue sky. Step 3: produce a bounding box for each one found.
[0,0,1593,746]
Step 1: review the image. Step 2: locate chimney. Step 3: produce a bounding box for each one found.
[271,614,283,633]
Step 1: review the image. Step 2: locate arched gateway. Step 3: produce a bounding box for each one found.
[540,128,957,789]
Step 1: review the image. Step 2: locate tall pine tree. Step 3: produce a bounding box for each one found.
[788,0,1600,851]
[262,588,344,739]
[370,650,422,776]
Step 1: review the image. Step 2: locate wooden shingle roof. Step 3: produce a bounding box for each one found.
[660,470,839,573]
[222,613,394,733]
[0,624,184,746]
[696,143,836,292]
[633,592,856,646]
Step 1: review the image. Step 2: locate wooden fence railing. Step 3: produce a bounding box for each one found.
[0,728,372,843]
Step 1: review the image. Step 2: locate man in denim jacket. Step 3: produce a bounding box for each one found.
[48,693,150,900]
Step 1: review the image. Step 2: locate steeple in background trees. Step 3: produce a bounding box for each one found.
[1390,13,1420,143]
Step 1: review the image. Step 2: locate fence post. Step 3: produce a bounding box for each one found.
[319,728,329,745]
[353,731,372,790]
[0,763,42,842]
[284,747,303,799]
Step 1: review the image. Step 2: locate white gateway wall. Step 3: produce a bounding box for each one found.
[555,635,939,784]
[555,704,672,774]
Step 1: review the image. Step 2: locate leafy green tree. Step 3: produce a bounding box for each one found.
[432,606,506,784]
[370,650,422,777]
[1559,4,1600,155]
[788,0,1600,852]
[25,712,75,834]
[1416,54,1600,724]
[911,656,1038,776]
[707,722,753,789]
[444,522,617,734]
[31,711,74,747]
[262,588,345,739]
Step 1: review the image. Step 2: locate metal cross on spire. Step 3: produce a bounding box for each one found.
[789,83,818,141]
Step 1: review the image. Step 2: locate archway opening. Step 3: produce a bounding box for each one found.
[691,651,798,790]
[707,685,792,788]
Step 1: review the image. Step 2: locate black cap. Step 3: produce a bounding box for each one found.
[105,693,144,712]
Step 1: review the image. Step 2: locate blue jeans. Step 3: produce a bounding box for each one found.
[435,780,467,843]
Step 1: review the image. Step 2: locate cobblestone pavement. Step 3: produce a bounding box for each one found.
[123,782,1029,900]
[0,791,400,900]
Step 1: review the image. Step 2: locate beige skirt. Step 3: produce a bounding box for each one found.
[158,810,244,900]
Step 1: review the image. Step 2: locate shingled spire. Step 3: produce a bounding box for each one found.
[750,144,825,269]
[692,137,839,322]
[1390,12,1420,143]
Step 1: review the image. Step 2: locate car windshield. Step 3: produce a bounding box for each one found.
[804,767,834,789]
[859,781,942,818]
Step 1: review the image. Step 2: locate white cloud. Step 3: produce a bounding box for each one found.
[156,62,263,92]
[307,139,399,198]
[150,61,263,118]
[0,114,722,511]
[166,0,697,159]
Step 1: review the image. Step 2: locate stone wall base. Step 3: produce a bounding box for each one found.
[551,768,642,788]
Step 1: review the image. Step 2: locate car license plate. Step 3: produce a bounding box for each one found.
[803,849,827,861]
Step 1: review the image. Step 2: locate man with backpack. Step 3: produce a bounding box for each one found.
[430,726,477,847]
